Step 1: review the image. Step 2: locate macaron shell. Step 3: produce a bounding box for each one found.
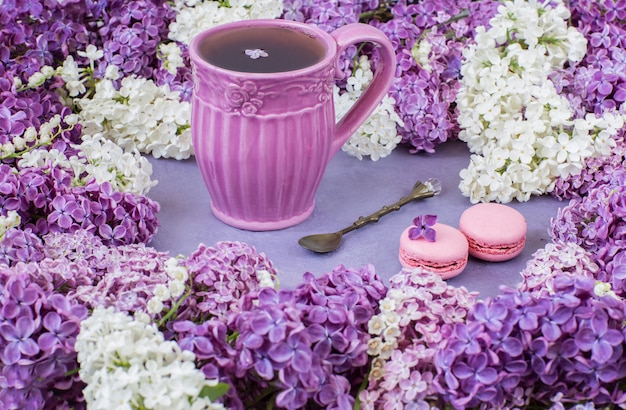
[459,203,527,262]
[398,223,469,279]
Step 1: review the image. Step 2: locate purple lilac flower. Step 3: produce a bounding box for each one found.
[190,264,386,409]
[179,241,278,321]
[97,0,176,79]
[159,242,279,408]
[0,266,88,409]
[434,274,626,407]
[0,228,44,265]
[554,0,626,116]
[232,288,317,409]
[0,165,160,247]
[295,265,386,378]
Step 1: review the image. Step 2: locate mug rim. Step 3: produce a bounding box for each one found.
[188,19,337,78]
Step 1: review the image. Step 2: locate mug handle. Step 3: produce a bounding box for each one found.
[329,23,397,155]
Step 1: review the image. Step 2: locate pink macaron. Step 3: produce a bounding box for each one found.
[399,222,469,279]
[459,203,527,262]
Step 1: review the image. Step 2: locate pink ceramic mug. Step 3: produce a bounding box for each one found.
[190,19,396,231]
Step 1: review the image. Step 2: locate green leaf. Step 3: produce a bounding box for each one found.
[199,382,230,402]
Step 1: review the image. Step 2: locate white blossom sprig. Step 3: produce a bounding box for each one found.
[77,74,193,160]
[456,0,621,203]
[17,129,157,196]
[336,55,404,161]
[1,114,77,161]
[168,0,284,45]
[76,306,228,410]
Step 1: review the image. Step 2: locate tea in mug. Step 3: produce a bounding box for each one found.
[198,27,326,73]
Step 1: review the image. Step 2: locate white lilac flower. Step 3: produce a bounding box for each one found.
[167,263,190,283]
[27,71,47,88]
[411,39,433,72]
[158,42,185,75]
[336,56,404,161]
[367,337,384,356]
[168,280,186,298]
[456,0,620,203]
[256,269,277,288]
[78,133,157,195]
[0,211,21,239]
[168,0,284,45]
[147,297,164,314]
[78,75,193,160]
[57,55,91,97]
[77,44,104,62]
[594,282,617,298]
[367,316,386,336]
[153,284,171,301]
[76,307,225,410]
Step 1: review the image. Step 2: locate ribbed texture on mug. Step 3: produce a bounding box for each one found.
[192,98,334,227]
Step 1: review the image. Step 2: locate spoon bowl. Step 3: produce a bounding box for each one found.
[298,232,343,253]
[298,178,441,253]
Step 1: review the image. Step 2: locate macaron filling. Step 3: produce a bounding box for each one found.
[466,236,526,256]
[399,250,467,273]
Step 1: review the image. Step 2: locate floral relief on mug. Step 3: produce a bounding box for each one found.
[225,81,264,117]
[194,68,335,117]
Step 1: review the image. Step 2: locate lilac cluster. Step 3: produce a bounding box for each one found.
[434,274,626,408]
[360,268,477,408]
[229,264,385,409]
[547,0,626,203]
[0,229,177,408]
[550,168,626,288]
[550,0,626,116]
[1,0,187,147]
[518,240,600,298]
[1,229,172,314]
[0,264,89,409]
[97,0,177,80]
[0,163,160,251]
[168,262,386,409]
[373,0,498,153]
[233,288,317,409]
[65,242,171,313]
[161,242,279,407]
[178,241,279,321]
[551,0,626,202]
[292,265,387,403]
[285,0,499,153]
[1,0,98,135]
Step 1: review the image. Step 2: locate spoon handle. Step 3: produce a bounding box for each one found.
[339,178,441,236]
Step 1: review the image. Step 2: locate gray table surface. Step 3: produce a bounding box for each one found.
[147,140,565,299]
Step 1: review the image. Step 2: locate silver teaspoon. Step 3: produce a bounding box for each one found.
[298,178,442,253]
